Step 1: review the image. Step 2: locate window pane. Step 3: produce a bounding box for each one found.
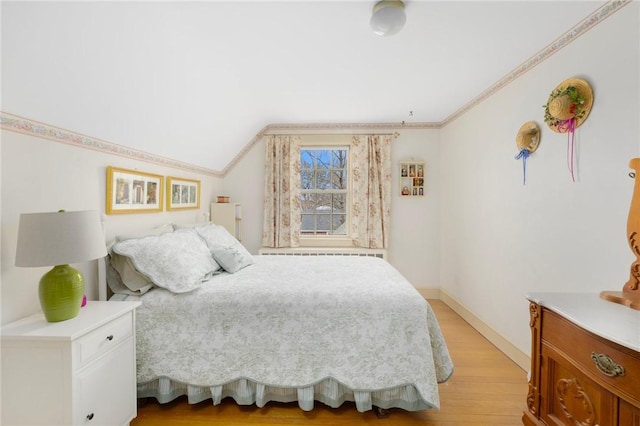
[316,170,331,190]
[301,168,314,189]
[332,214,346,234]
[316,193,332,210]
[332,193,346,213]
[301,193,316,213]
[310,150,327,169]
[316,214,330,231]
[331,170,347,189]
[301,214,315,232]
[332,150,347,168]
[301,150,315,169]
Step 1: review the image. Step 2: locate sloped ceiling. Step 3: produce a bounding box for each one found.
[1,1,609,172]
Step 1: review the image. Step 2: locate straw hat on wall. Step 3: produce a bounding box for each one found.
[543,78,594,133]
[516,121,540,153]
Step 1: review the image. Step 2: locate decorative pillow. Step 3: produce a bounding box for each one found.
[208,244,254,273]
[194,224,254,273]
[112,229,221,293]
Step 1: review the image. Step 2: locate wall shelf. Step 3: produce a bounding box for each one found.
[399,160,425,197]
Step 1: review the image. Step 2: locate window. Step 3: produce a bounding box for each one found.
[263,133,390,249]
[300,148,348,236]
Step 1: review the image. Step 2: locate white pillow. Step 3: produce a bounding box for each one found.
[108,223,175,293]
[109,252,154,293]
[172,223,204,230]
[194,224,254,273]
[106,261,154,296]
[112,229,220,293]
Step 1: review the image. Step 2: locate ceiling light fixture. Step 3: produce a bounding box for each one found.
[370,1,406,37]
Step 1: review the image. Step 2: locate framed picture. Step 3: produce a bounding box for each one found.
[106,166,163,214]
[166,176,200,210]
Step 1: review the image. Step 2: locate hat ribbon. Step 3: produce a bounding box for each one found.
[515,148,530,185]
[557,117,577,182]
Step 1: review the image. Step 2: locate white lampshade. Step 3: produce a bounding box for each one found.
[15,210,107,267]
[370,0,406,37]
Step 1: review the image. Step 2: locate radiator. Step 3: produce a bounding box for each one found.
[258,247,387,261]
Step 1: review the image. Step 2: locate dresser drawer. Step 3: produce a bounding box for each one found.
[74,312,134,369]
[542,310,640,405]
[541,343,616,426]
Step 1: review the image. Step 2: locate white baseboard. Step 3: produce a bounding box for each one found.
[417,288,530,372]
[415,288,441,299]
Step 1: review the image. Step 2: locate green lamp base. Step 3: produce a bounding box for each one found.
[39,264,84,322]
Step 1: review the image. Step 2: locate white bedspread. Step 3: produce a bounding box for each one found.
[120,256,453,412]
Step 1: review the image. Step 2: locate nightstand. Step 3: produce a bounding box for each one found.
[1,301,141,426]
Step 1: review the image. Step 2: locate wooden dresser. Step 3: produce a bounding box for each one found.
[523,293,640,426]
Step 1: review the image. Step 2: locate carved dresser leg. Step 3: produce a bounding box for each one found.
[526,302,542,418]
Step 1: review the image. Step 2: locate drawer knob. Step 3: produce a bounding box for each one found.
[86,413,94,421]
[591,352,625,377]
[106,334,114,341]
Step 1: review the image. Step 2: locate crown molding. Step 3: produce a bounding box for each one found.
[264,122,440,132]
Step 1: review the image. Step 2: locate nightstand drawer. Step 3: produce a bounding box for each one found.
[74,311,133,368]
[543,310,640,405]
[75,338,136,425]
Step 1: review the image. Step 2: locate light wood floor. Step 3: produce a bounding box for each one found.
[131,299,528,425]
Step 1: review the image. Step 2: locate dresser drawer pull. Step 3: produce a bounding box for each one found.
[86,413,94,421]
[106,334,114,341]
[591,352,625,377]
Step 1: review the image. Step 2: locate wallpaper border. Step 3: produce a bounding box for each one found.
[0,112,222,177]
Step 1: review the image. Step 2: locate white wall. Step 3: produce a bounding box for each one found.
[390,130,441,288]
[221,129,442,289]
[1,130,222,324]
[220,138,267,255]
[440,2,640,355]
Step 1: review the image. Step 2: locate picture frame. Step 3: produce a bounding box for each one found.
[106,166,164,214]
[166,176,201,210]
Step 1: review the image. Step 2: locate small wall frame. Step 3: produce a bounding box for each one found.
[106,166,164,214]
[399,160,425,197]
[166,176,201,210]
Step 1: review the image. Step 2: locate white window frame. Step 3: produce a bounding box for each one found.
[299,135,353,248]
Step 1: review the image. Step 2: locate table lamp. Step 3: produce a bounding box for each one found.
[15,210,107,322]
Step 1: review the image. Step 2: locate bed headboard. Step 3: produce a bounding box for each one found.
[98,256,108,301]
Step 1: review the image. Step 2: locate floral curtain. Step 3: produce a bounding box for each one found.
[262,135,302,248]
[350,135,392,249]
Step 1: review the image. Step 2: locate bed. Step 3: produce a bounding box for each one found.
[103,223,454,415]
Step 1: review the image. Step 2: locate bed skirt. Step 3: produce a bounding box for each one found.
[138,376,438,412]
